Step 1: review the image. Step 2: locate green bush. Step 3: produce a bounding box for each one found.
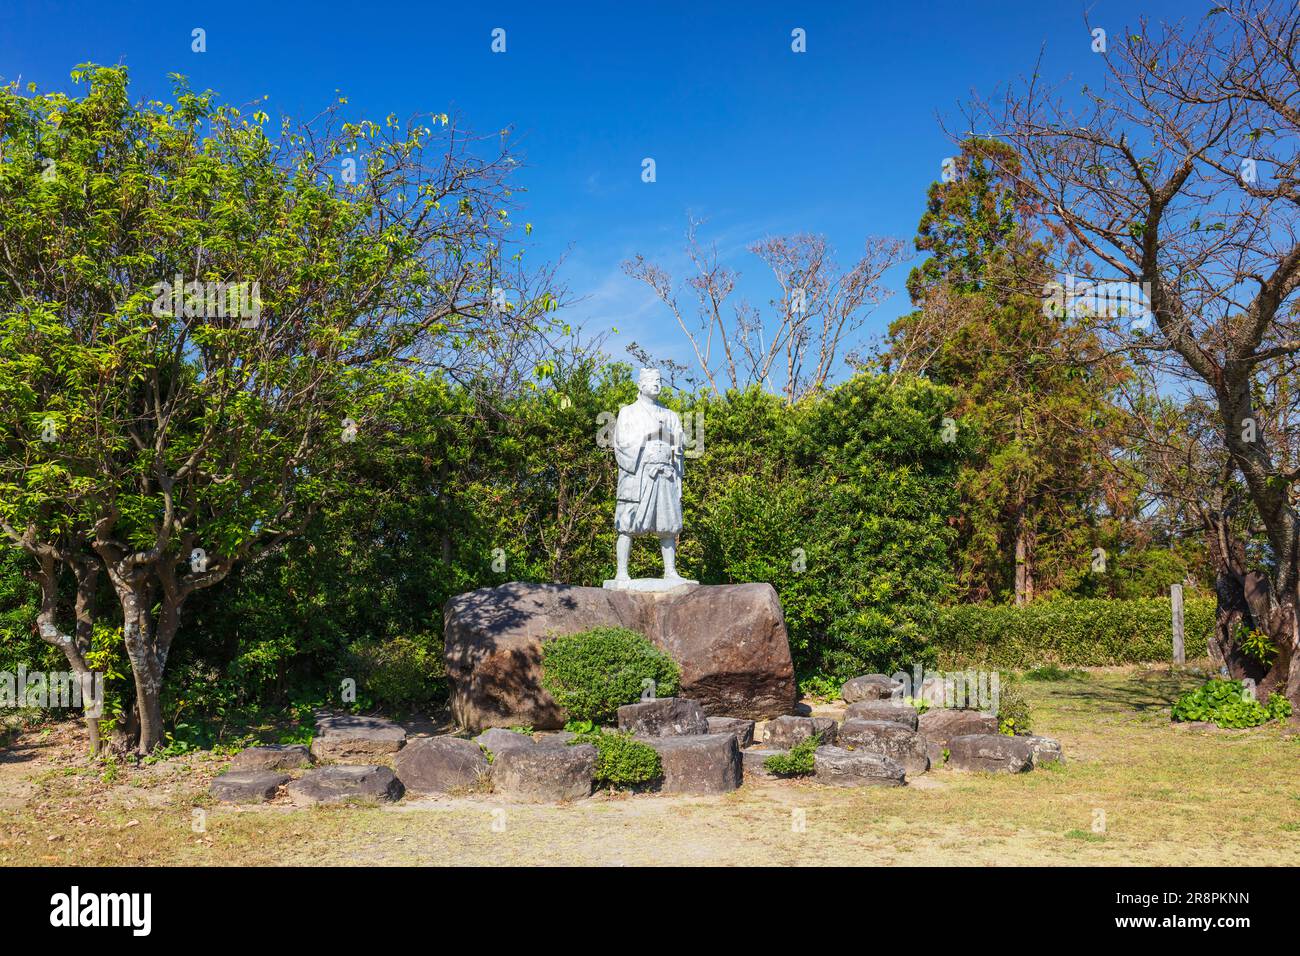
[996,675,1032,735]
[1171,679,1293,728]
[346,633,447,716]
[763,733,821,775]
[540,626,680,724]
[581,730,663,788]
[931,597,1215,668]
[1022,664,1085,681]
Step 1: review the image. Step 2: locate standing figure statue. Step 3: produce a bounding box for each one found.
[605,368,697,590]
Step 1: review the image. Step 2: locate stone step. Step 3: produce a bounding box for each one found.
[638,733,742,793]
[210,770,290,803]
[230,744,312,771]
[491,743,597,802]
[813,746,906,787]
[286,765,403,804]
[310,713,406,762]
[393,735,488,794]
[836,719,930,774]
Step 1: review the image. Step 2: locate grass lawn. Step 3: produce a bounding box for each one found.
[2,665,1296,866]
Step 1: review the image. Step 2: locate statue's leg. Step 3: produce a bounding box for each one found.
[658,533,678,579]
[615,533,633,581]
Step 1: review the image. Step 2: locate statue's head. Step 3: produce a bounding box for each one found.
[638,367,662,399]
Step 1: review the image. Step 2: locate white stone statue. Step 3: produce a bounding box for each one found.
[604,368,697,591]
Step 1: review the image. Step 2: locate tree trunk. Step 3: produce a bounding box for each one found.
[113,572,187,755]
[1212,566,1268,683]
[72,561,100,757]
[116,578,163,754]
[33,554,102,758]
[1013,502,1033,606]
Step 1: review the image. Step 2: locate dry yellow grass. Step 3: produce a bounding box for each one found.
[2,666,1296,866]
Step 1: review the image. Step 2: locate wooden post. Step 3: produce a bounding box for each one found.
[1171,583,1185,664]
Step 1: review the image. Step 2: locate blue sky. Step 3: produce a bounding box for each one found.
[0,0,1203,379]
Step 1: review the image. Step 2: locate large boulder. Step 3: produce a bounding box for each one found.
[286,766,404,804]
[917,709,998,749]
[840,674,902,703]
[309,713,406,762]
[813,746,906,787]
[653,584,797,718]
[393,736,489,794]
[617,697,708,736]
[844,700,919,729]
[210,770,290,803]
[442,582,797,731]
[837,719,929,774]
[491,743,597,802]
[946,734,1035,773]
[640,733,742,794]
[230,744,312,771]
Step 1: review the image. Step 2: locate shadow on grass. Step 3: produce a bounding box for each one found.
[1033,668,1207,716]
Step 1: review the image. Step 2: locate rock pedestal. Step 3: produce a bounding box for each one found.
[917,709,998,750]
[813,746,906,787]
[763,715,838,749]
[443,582,798,731]
[230,744,313,771]
[844,700,919,728]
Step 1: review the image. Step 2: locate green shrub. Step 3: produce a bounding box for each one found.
[346,633,447,716]
[763,733,821,775]
[583,730,663,788]
[1238,627,1277,666]
[1022,664,1085,682]
[567,723,663,788]
[540,626,680,724]
[931,597,1215,668]
[1171,679,1293,728]
[996,676,1032,735]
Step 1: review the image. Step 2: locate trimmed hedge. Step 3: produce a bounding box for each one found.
[930,597,1215,668]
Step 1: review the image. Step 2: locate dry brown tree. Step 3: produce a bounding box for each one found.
[973,2,1300,701]
[623,219,907,402]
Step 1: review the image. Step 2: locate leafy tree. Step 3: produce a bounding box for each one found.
[0,65,557,752]
[885,138,1127,604]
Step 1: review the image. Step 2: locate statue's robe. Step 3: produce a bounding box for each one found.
[614,398,684,536]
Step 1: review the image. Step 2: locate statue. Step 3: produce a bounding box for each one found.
[604,368,697,590]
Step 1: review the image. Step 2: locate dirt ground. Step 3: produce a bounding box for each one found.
[2,666,1297,866]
